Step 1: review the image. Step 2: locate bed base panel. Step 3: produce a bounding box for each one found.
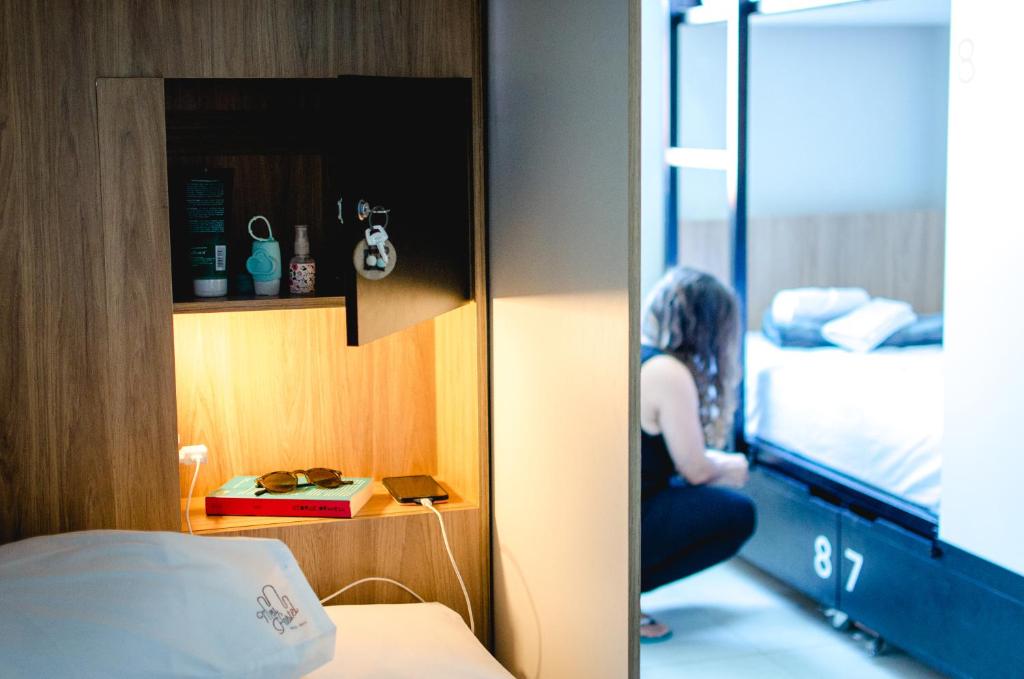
[741,467,841,607]
[742,465,1024,679]
[751,439,937,539]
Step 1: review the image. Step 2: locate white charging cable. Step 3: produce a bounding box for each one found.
[319,498,475,634]
[184,461,201,535]
[320,577,425,605]
[420,498,475,635]
[179,445,208,536]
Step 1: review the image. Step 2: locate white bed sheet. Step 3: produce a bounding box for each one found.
[306,603,512,678]
[745,332,942,512]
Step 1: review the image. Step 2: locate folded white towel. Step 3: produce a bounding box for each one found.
[822,298,917,352]
[771,287,870,325]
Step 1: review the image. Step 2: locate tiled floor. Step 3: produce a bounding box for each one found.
[640,559,948,678]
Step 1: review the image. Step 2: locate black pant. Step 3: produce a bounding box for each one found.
[641,484,757,593]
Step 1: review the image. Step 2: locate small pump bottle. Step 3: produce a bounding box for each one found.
[289,225,316,295]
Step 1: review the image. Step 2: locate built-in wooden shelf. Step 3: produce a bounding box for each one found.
[173,294,345,315]
[180,481,473,535]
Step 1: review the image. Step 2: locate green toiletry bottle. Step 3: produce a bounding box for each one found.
[185,168,232,297]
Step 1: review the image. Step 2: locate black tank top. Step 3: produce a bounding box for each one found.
[641,345,680,500]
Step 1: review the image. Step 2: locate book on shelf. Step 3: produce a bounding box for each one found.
[205,476,374,519]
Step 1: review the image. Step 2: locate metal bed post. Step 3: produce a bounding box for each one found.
[728,2,752,453]
[664,12,682,270]
[665,1,752,453]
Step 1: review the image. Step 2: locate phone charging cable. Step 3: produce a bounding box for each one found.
[319,499,475,635]
[419,498,474,635]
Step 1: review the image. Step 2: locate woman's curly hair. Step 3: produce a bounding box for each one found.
[641,267,741,449]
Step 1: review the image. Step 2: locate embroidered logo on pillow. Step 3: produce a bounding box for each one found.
[257,584,307,634]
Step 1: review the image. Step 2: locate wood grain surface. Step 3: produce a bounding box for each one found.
[2,1,116,540]
[173,308,439,499]
[173,295,346,315]
[677,209,946,328]
[211,0,331,78]
[434,303,481,506]
[95,1,215,77]
[207,0,475,78]
[96,78,180,532]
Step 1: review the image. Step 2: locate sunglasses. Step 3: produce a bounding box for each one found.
[255,468,352,496]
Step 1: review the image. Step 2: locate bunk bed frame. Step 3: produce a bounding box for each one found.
[666,2,1024,677]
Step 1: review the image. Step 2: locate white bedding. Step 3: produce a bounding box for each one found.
[0,531,511,679]
[0,531,337,679]
[307,603,512,678]
[745,332,942,512]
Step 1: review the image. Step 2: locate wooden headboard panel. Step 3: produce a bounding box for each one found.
[677,209,946,329]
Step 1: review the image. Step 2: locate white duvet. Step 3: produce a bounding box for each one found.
[745,332,942,512]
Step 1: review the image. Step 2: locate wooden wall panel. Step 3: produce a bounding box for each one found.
[678,209,946,328]
[95,79,180,531]
[0,1,26,540]
[222,507,489,642]
[0,0,113,541]
[208,0,475,79]
[211,0,332,77]
[2,3,488,647]
[328,0,476,77]
[675,218,732,290]
[95,1,214,77]
[463,6,492,643]
[173,309,438,499]
[434,303,480,505]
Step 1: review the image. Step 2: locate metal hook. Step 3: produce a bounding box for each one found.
[357,200,390,230]
[368,207,390,231]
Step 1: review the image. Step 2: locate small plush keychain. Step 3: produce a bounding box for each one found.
[353,200,397,280]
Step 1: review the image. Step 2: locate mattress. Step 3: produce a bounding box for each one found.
[745,332,942,512]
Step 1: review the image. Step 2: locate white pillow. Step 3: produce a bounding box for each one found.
[0,530,336,679]
[822,298,917,352]
[770,287,870,325]
[307,603,513,679]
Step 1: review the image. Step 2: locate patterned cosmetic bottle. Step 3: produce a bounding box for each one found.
[289,224,316,295]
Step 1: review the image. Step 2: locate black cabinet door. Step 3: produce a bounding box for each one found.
[329,76,473,345]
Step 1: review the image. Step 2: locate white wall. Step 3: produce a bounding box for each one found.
[940,0,1024,576]
[677,23,949,219]
[488,2,637,678]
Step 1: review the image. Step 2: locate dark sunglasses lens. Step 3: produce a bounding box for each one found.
[306,468,343,488]
[260,472,296,493]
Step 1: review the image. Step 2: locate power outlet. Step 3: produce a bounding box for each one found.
[178,444,209,464]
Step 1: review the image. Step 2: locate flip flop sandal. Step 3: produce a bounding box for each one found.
[639,614,673,644]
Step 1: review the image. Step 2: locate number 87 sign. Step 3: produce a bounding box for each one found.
[813,535,865,593]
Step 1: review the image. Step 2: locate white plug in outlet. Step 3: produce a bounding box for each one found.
[178,444,209,464]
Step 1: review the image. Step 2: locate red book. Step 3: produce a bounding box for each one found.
[205,476,374,518]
